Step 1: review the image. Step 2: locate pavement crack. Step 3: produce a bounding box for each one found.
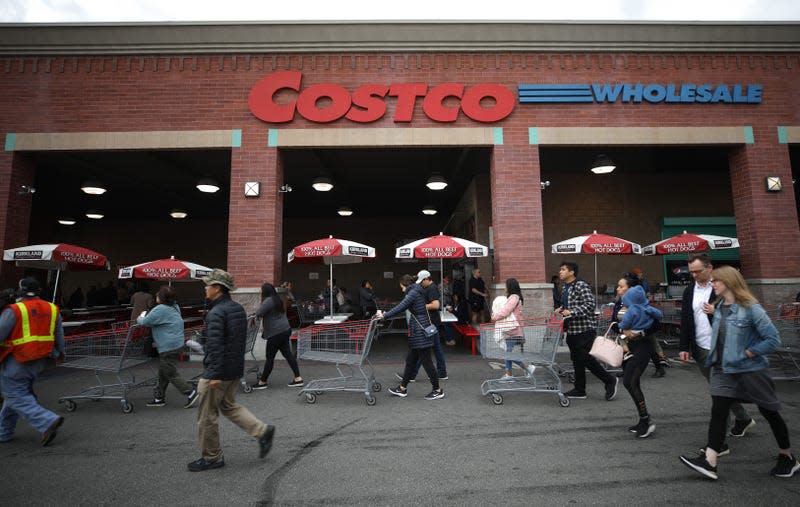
[256,418,364,506]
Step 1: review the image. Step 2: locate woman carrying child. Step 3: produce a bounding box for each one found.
[612,275,662,438]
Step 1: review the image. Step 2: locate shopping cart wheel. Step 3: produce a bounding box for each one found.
[63,400,77,412]
[365,395,377,406]
[372,382,382,392]
[242,383,253,394]
[558,395,570,407]
[491,393,503,405]
[305,393,317,404]
[121,400,134,413]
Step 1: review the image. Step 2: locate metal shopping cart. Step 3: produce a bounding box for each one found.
[297,319,381,405]
[768,311,800,381]
[241,315,262,393]
[480,315,569,407]
[57,324,156,413]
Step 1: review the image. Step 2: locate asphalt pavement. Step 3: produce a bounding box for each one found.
[2,333,799,506]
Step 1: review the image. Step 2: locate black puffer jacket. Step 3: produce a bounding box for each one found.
[382,283,434,349]
[202,293,248,380]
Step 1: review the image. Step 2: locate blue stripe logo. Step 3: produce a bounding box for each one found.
[519,83,762,104]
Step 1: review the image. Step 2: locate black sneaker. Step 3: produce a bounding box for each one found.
[697,443,730,457]
[564,389,587,399]
[184,390,199,409]
[41,416,63,447]
[634,419,656,438]
[605,377,618,401]
[438,375,448,381]
[680,454,718,480]
[622,352,634,362]
[771,454,800,478]
[729,418,756,437]
[388,386,408,398]
[424,390,445,400]
[394,373,414,383]
[147,398,166,407]
[287,379,304,387]
[251,382,268,390]
[652,367,666,378]
[187,457,225,472]
[259,425,275,459]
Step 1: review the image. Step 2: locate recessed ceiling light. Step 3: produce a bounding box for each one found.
[85,210,104,219]
[337,206,353,216]
[196,178,220,193]
[57,218,76,225]
[80,181,107,195]
[170,209,188,219]
[422,205,437,215]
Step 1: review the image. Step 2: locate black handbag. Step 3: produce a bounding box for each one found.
[411,313,437,338]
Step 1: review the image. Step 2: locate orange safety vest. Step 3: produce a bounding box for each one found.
[0,299,58,363]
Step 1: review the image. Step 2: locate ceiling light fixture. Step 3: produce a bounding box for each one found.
[196,178,220,193]
[85,210,104,219]
[337,206,354,217]
[57,217,76,225]
[311,175,334,192]
[422,205,438,216]
[80,181,107,195]
[170,209,188,219]
[426,173,448,190]
[590,154,616,174]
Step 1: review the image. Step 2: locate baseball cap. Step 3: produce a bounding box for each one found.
[18,277,41,294]
[416,270,432,284]
[202,269,236,290]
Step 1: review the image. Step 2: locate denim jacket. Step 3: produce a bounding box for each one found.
[705,302,780,373]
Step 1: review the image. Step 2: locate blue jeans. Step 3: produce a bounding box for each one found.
[504,337,525,372]
[0,356,61,441]
[412,330,447,378]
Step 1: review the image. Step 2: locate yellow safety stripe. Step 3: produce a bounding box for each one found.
[2,302,56,347]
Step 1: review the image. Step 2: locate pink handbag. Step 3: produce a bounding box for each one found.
[589,323,623,367]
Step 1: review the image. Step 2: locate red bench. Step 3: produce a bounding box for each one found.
[450,323,480,355]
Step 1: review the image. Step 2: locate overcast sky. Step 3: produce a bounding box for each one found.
[1,0,799,23]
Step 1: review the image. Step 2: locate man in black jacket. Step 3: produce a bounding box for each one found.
[188,269,275,472]
[678,254,755,449]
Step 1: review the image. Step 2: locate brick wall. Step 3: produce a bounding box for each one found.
[1,52,799,294]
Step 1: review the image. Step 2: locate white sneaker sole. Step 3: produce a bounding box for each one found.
[680,456,718,480]
[774,461,800,478]
[729,419,756,437]
[638,424,655,438]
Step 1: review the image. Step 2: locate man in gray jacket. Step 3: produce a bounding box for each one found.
[188,269,275,472]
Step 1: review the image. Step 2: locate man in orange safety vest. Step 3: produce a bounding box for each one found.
[0,277,65,446]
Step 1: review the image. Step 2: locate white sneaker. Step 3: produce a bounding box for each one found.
[526,364,536,376]
[499,373,513,381]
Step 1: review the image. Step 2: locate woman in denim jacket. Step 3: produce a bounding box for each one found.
[680,266,798,480]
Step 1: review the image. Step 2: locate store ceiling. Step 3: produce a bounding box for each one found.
[25,146,488,223]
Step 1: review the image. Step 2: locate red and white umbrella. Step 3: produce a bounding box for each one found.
[395,233,489,301]
[551,231,642,302]
[118,256,213,284]
[3,243,110,302]
[395,232,488,259]
[288,236,376,318]
[642,231,739,256]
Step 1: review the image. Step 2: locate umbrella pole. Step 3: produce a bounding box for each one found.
[52,269,61,304]
[594,254,598,307]
[329,262,334,318]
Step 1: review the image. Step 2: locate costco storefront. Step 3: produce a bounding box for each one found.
[0,22,798,310]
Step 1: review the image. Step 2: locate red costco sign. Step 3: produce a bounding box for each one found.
[248,71,515,124]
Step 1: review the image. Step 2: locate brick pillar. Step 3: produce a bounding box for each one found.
[490,144,550,314]
[728,142,800,304]
[227,129,283,311]
[0,151,35,288]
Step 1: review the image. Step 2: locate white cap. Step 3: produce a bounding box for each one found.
[416,270,431,284]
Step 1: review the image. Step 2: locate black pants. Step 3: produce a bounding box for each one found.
[259,329,301,382]
[566,330,615,392]
[623,338,653,418]
[708,395,790,452]
[401,346,439,390]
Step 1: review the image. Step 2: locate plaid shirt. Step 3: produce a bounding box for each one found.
[563,279,596,335]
